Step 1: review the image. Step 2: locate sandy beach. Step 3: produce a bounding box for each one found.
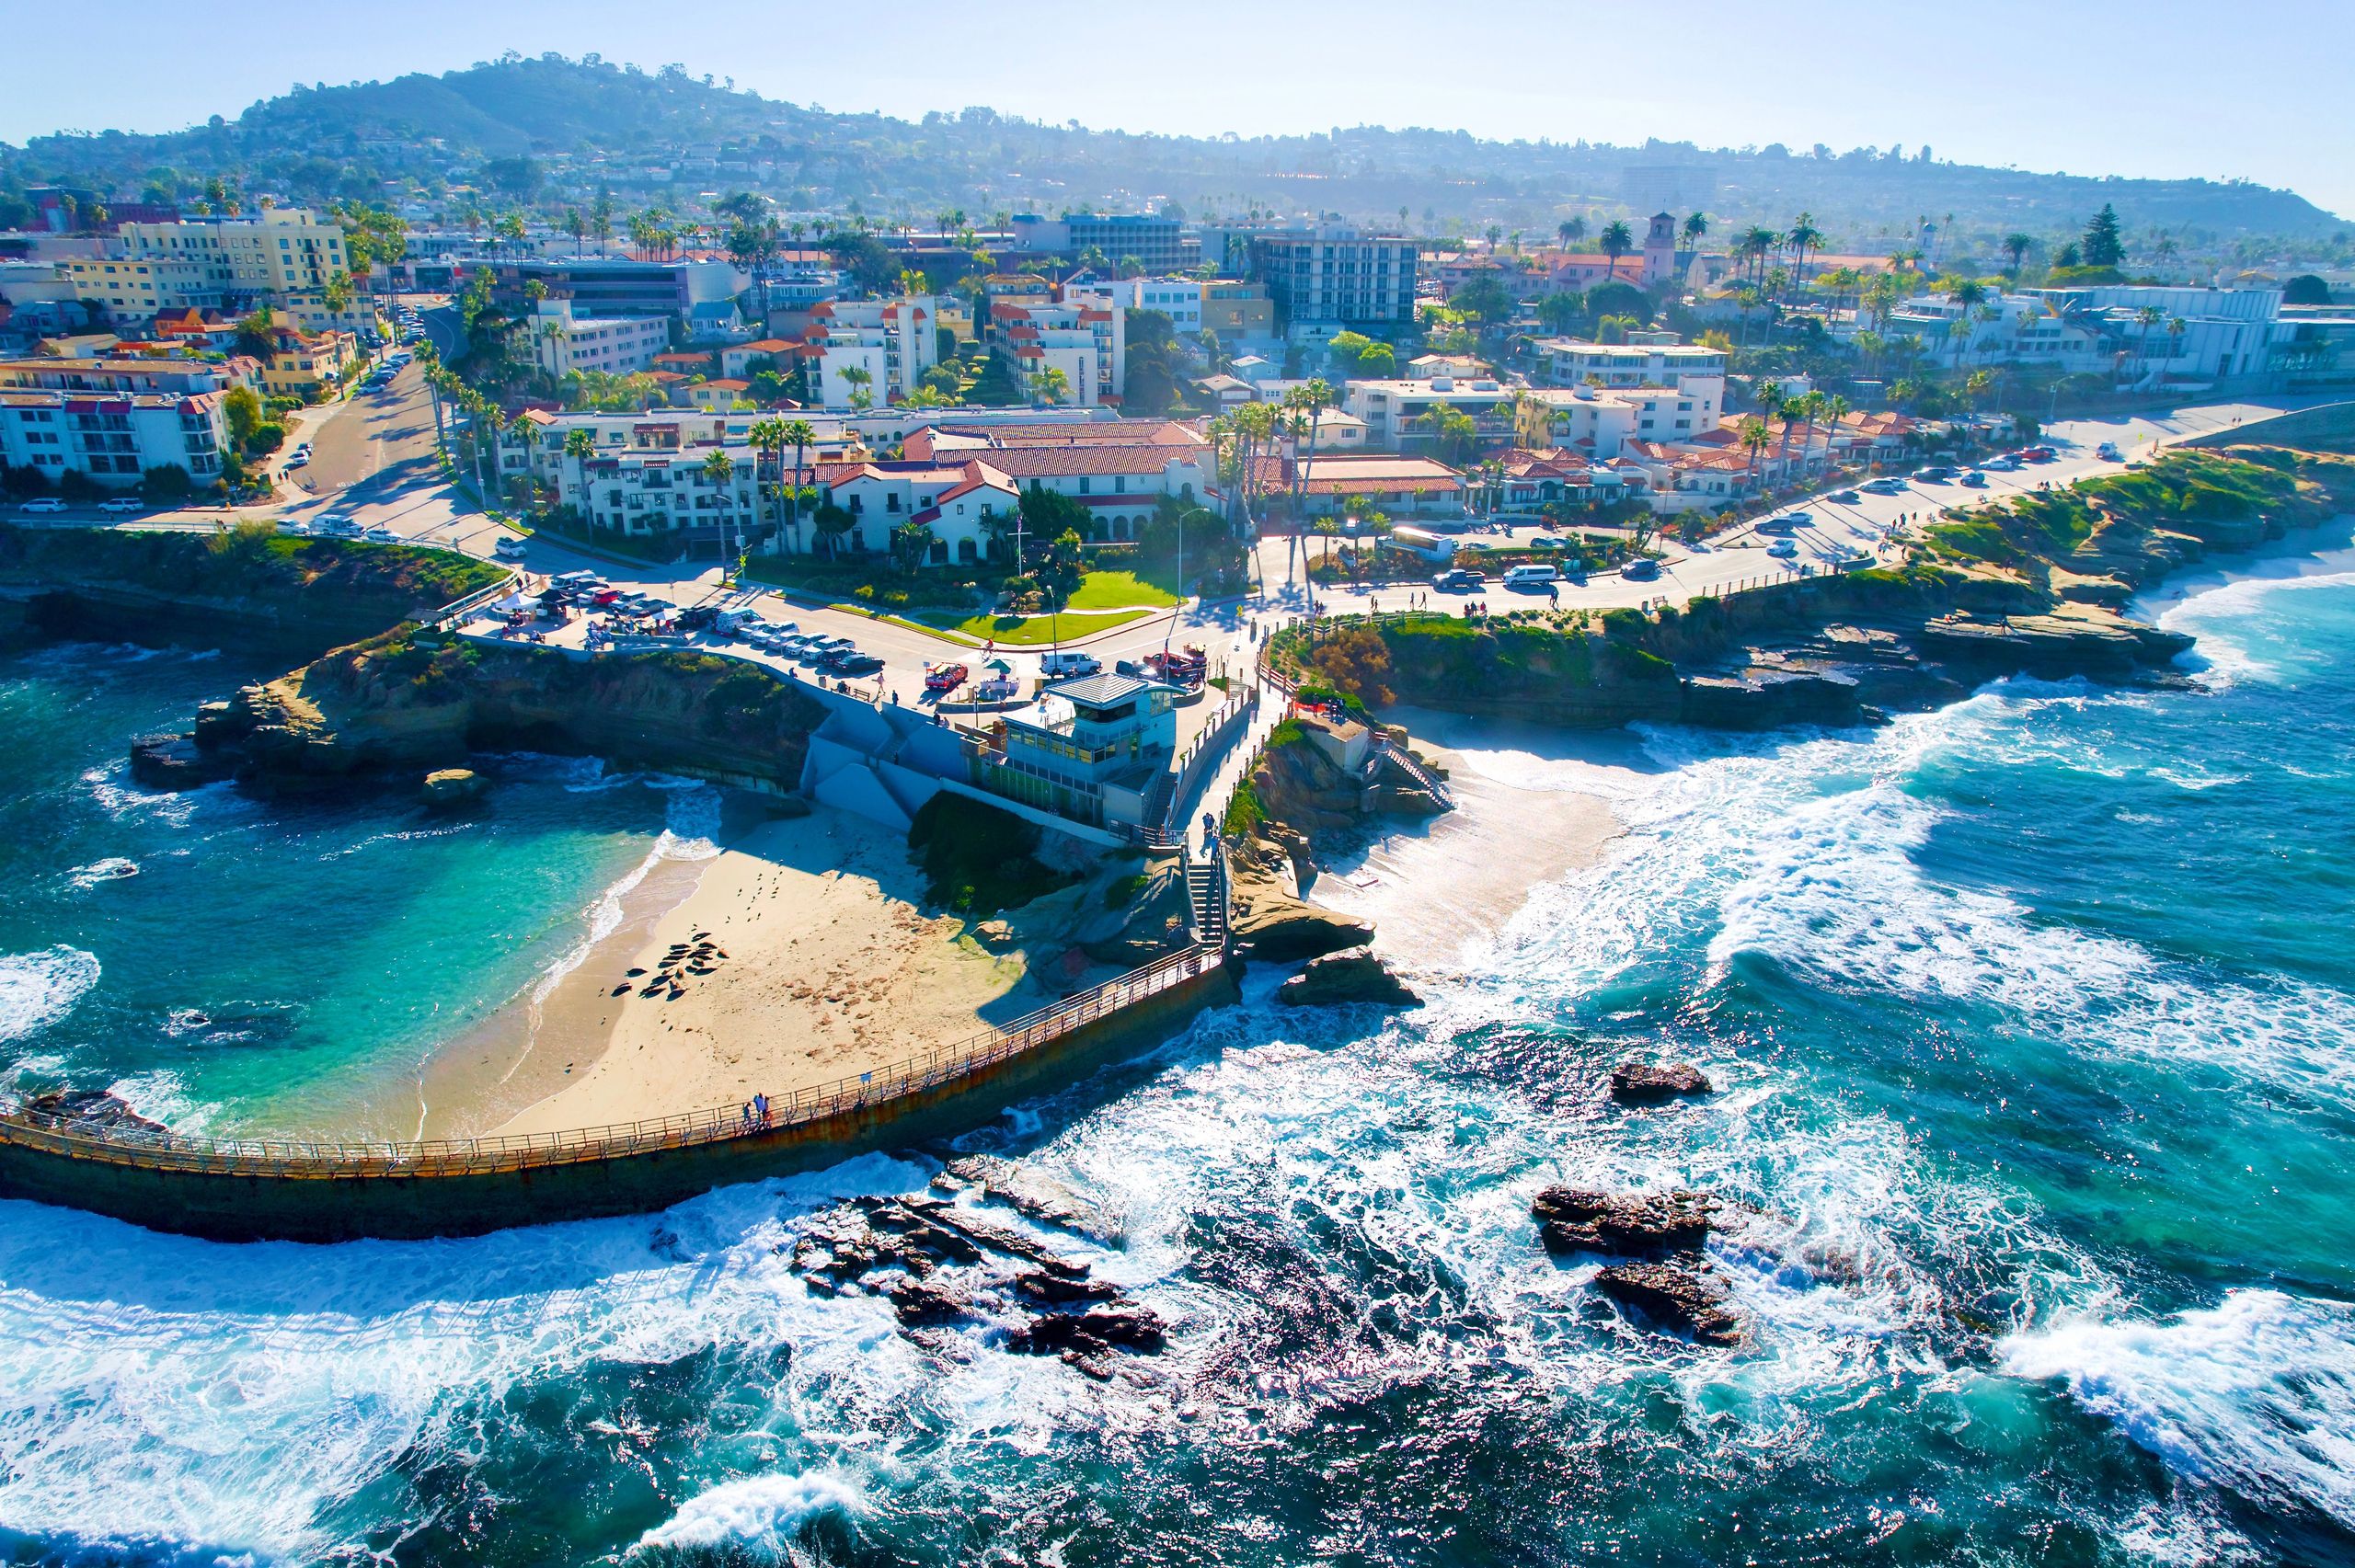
[472,807,1039,1137]
[1308,709,1630,966]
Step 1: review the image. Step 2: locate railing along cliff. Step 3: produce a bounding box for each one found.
[0,944,1223,1181]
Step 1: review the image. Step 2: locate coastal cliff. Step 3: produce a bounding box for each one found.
[0,524,506,659]
[182,629,828,796]
[1285,446,2355,734]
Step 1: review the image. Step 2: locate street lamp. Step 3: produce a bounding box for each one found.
[1342,515,1358,593]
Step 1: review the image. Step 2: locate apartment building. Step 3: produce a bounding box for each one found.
[1342,376,1520,452]
[530,299,672,379]
[1063,278,1204,336]
[1252,228,1419,327]
[1535,340,1729,399]
[258,326,355,400]
[486,257,746,325]
[1008,213,1191,274]
[0,388,227,486]
[820,459,1020,565]
[996,298,1125,406]
[1201,280,1275,339]
[801,297,940,407]
[111,209,351,305]
[62,255,220,319]
[0,357,237,396]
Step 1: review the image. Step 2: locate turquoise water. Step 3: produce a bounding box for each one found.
[5,537,2355,1564]
[0,642,719,1136]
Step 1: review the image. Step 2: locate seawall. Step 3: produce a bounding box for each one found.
[2182,400,2355,453]
[0,948,1239,1243]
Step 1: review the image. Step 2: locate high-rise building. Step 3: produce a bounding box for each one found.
[1249,228,1419,327]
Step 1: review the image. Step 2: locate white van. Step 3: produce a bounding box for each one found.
[1040,652,1102,677]
[1502,564,1560,589]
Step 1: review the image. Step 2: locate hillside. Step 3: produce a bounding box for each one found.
[1,55,2339,240]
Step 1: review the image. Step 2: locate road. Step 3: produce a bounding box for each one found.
[10,383,2331,714]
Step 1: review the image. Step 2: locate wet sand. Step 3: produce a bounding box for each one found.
[1307,708,1633,967]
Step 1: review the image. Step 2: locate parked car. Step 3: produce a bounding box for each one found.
[2096,441,2122,460]
[925,663,969,692]
[1755,518,1799,535]
[312,513,358,535]
[1766,539,1799,559]
[1501,563,1560,589]
[361,526,397,542]
[799,636,852,663]
[1960,470,1989,487]
[493,535,527,561]
[1040,651,1101,678]
[17,498,67,514]
[283,451,311,469]
[823,649,884,675]
[1622,557,1660,581]
[1863,478,1909,495]
[1431,568,1483,593]
[98,498,144,514]
[1826,489,1862,504]
[1917,465,1956,481]
[1983,455,2021,472]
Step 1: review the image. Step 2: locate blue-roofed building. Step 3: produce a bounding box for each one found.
[967,672,1180,833]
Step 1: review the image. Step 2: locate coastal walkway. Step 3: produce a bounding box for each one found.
[0,943,1236,1242]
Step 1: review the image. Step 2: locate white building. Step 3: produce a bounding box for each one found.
[530,300,672,379]
[0,388,227,487]
[801,297,940,408]
[62,255,219,319]
[1534,340,1729,401]
[1251,226,1419,326]
[1063,278,1203,337]
[995,298,1126,406]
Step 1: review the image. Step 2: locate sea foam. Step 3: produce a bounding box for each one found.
[0,946,99,1046]
[2003,1289,2355,1527]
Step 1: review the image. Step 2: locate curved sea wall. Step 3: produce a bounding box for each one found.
[0,946,1238,1243]
[2181,400,2355,453]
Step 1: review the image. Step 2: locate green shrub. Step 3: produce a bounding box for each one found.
[907,792,1074,914]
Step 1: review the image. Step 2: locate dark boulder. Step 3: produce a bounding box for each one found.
[1609,1060,1714,1104]
[1014,1270,1120,1308]
[1077,1303,1167,1353]
[1276,945,1420,1008]
[1533,1187,1714,1256]
[885,1277,976,1327]
[1594,1262,1741,1346]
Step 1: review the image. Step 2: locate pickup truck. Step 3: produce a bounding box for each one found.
[924,663,969,692]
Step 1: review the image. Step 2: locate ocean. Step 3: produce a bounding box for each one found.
[3,532,2353,1565]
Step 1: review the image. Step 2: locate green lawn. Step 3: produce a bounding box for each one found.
[948,607,1154,646]
[1065,569,1179,610]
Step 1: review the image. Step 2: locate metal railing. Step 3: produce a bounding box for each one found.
[0,944,1224,1180]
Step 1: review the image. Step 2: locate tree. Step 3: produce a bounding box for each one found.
[1017,483,1093,555]
[221,385,262,451]
[2081,205,2124,269]
[564,428,597,520]
[1942,279,1989,361]
[1449,272,1516,326]
[840,363,874,412]
[890,518,936,573]
[2283,274,2333,306]
[1598,220,1635,280]
[1682,212,1709,250]
[1783,212,1824,290]
[1412,401,1478,465]
[1536,292,1585,335]
[1121,309,1185,416]
[811,502,856,559]
[1036,366,1071,406]
[1584,280,1649,326]
[2002,233,2035,279]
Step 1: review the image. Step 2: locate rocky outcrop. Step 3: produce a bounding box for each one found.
[164,634,824,800]
[128,731,236,790]
[17,1091,167,1138]
[1594,1261,1742,1346]
[1277,945,1419,1009]
[1609,1061,1713,1104]
[790,1189,1166,1377]
[1533,1187,1717,1256]
[420,768,485,807]
[1916,610,2192,677]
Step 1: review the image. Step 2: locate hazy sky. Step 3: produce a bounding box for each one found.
[7,0,2350,219]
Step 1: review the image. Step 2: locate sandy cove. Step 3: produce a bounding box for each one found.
[487,807,1039,1138]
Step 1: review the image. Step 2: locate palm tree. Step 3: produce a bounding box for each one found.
[748,417,786,555]
[702,449,739,564]
[840,363,874,412]
[1821,393,1851,464]
[1037,365,1070,406]
[1559,215,1588,249]
[1598,220,1635,280]
[1681,212,1708,252]
[1784,212,1824,290]
[781,418,816,554]
[1739,416,1772,495]
[2002,233,2034,279]
[1944,279,1989,363]
[563,427,596,520]
[2134,304,2165,383]
[1738,226,1781,289]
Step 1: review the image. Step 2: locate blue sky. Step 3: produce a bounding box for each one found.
[7,0,2349,220]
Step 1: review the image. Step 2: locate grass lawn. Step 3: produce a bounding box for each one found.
[1065,569,1179,611]
[948,607,1154,646]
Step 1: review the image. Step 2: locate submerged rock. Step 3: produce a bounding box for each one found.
[1276,945,1420,1009]
[19,1090,167,1138]
[1609,1060,1714,1104]
[1533,1188,1715,1256]
[1594,1261,1741,1346]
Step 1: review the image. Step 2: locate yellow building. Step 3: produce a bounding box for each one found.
[111,209,351,307]
[259,326,355,401]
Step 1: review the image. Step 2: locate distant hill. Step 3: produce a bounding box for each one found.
[2,55,2339,246]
